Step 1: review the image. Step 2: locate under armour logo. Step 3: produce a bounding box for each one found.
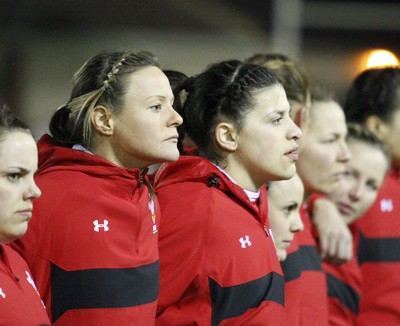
[26,271,38,291]
[380,199,393,212]
[239,235,252,248]
[0,288,5,299]
[93,220,109,232]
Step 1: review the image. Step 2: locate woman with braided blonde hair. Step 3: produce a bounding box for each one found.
[12,50,183,325]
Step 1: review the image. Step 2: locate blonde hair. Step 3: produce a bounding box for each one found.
[246,53,311,108]
[50,51,159,149]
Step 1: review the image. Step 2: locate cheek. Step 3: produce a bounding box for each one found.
[255,130,281,151]
[270,217,287,239]
[311,146,334,166]
[360,194,377,213]
[0,194,12,219]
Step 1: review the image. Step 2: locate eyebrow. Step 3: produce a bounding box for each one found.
[8,166,30,173]
[145,95,174,101]
[267,108,286,117]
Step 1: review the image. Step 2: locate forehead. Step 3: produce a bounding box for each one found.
[348,140,389,172]
[307,100,347,132]
[125,66,171,92]
[251,84,289,110]
[0,131,37,165]
[269,174,304,198]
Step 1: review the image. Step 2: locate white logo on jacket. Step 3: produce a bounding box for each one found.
[380,199,393,212]
[93,220,109,232]
[239,235,252,248]
[26,271,46,308]
[0,288,5,299]
[26,271,38,291]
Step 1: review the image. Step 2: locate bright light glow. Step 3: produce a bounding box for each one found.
[366,49,399,69]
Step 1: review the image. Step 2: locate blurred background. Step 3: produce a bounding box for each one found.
[1,0,399,138]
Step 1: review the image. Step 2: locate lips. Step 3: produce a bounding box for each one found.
[336,202,354,216]
[332,171,347,182]
[285,146,299,161]
[281,239,293,248]
[16,210,33,221]
[165,134,179,142]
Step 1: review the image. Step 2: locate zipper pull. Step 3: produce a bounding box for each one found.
[263,224,269,237]
[207,175,220,188]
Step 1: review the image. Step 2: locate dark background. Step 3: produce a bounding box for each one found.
[1,0,399,138]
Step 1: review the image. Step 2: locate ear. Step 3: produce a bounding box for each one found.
[215,122,238,152]
[365,115,388,141]
[91,105,114,136]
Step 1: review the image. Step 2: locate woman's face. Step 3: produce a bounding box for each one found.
[296,100,351,195]
[109,66,183,169]
[268,173,304,261]
[330,139,389,224]
[229,84,302,190]
[0,131,41,244]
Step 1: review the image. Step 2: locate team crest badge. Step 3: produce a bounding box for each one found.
[149,197,158,234]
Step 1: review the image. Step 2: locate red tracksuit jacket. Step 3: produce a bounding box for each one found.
[12,135,160,325]
[281,198,328,326]
[355,168,400,325]
[154,156,285,325]
[0,244,50,326]
[323,224,361,326]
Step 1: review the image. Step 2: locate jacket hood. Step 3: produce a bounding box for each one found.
[154,156,229,189]
[154,156,268,221]
[36,134,144,180]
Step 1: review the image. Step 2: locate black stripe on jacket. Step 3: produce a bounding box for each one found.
[209,271,284,326]
[281,245,322,282]
[358,231,400,264]
[326,273,360,314]
[51,260,159,322]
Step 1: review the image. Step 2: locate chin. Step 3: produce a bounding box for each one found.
[3,230,27,243]
[270,169,296,181]
[161,150,181,162]
[343,214,358,225]
[278,250,287,261]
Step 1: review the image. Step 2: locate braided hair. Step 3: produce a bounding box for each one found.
[181,60,280,163]
[49,50,159,149]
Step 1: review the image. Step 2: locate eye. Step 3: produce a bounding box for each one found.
[283,203,298,214]
[272,117,283,125]
[366,180,378,191]
[323,138,336,144]
[150,104,162,112]
[7,173,21,183]
[323,134,341,144]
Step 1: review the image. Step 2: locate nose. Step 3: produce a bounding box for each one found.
[24,177,42,201]
[349,181,364,201]
[338,140,352,163]
[290,213,304,233]
[288,117,302,141]
[168,105,183,127]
